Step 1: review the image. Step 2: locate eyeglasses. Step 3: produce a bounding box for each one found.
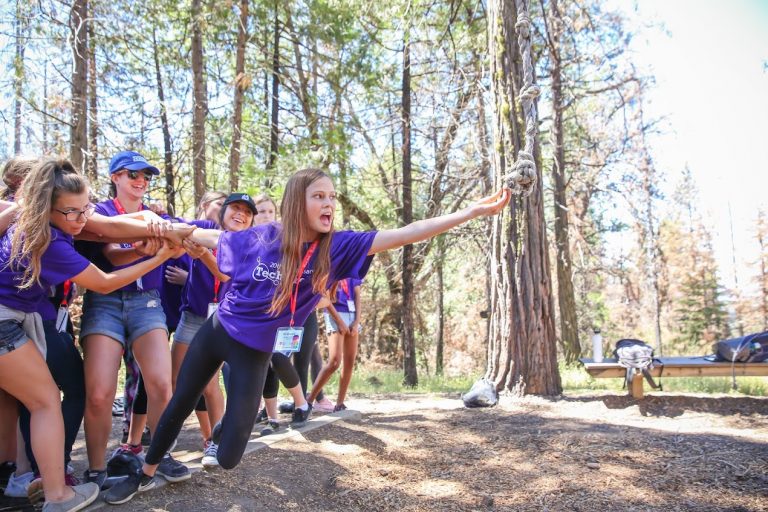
[53,204,96,222]
[120,170,153,181]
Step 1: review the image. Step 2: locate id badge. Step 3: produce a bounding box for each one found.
[136,277,143,291]
[56,306,69,333]
[274,327,304,353]
[207,302,218,319]
[347,300,356,312]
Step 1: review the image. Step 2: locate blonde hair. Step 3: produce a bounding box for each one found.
[10,159,88,289]
[269,168,334,315]
[1,156,37,200]
[253,193,276,210]
[196,190,227,220]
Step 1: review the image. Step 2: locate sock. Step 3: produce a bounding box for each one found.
[297,403,309,412]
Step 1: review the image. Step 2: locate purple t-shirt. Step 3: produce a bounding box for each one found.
[216,223,376,351]
[332,278,362,313]
[92,200,168,292]
[0,226,90,313]
[160,254,190,331]
[180,220,218,317]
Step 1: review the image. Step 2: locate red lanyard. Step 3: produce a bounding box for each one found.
[112,198,145,215]
[340,279,350,296]
[212,249,220,303]
[289,241,318,326]
[60,280,71,307]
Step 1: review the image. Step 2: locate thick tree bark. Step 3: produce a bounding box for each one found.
[546,0,580,363]
[401,35,417,387]
[87,18,98,184]
[70,0,88,173]
[152,27,175,215]
[191,0,207,204]
[485,0,561,396]
[267,1,280,173]
[229,0,249,191]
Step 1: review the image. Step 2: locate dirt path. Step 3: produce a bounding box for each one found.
[3,392,767,511]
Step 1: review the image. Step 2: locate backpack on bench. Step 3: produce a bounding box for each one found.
[613,339,663,391]
[712,331,768,390]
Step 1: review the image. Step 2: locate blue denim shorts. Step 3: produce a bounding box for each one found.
[323,311,359,334]
[173,310,207,345]
[80,289,168,348]
[0,319,30,356]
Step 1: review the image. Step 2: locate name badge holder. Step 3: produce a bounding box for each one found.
[273,241,318,354]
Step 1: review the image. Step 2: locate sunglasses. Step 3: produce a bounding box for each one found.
[120,170,154,181]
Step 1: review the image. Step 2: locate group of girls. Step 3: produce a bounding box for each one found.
[0,150,511,511]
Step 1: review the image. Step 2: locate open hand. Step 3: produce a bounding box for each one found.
[471,188,511,218]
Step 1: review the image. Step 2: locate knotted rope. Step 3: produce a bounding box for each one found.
[508,0,539,196]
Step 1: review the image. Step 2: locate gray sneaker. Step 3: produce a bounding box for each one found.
[260,420,280,436]
[289,405,312,429]
[156,453,190,483]
[42,482,99,512]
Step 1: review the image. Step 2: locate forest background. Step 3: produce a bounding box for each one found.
[1,0,767,386]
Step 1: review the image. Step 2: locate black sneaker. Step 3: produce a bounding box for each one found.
[260,420,280,437]
[104,471,156,505]
[156,453,190,483]
[83,468,108,489]
[141,426,152,446]
[278,400,295,414]
[289,405,312,429]
[0,460,16,490]
[255,407,268,424]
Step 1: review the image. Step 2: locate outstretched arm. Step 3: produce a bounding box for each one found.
[186,228,223,250]
[368,188,510,255]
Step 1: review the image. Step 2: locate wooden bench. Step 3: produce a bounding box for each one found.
[580,356,768,399]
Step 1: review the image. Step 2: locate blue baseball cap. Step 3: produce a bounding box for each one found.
[108,151,161,175]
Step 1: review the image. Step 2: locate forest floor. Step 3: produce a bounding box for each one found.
[2,391,767,512]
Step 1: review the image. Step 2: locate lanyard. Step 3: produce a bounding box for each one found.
[112,198,146,215]
[212,249,220,303]
[60,280,71,307]
[289,241,318,327]
[340,279,350,296]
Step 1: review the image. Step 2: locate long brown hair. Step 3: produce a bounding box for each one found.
[1,156,36,200]
[269,168,334,315]
[10,159,88,289]
[196,190,227,220]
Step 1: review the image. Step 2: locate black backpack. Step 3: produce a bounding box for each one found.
[712,331,768,390]
[713,332,768,363]
[613,339,663,391]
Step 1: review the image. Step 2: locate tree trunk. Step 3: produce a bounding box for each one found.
[546,0,579,363]
[13,1,28,155]
[152,27,175,215]
[229,0,249,191]
[401,34,417,387]
[485,0,561,396]
[191,0,207,204]
[69,0,88,173]
[86,18,98,184]
[435,234,445,375]
[267,1,280,173]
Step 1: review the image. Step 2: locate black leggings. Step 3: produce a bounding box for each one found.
[262,312,320,399]
[145,313,270,470]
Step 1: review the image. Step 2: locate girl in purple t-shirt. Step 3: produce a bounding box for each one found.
[105,167,510,504]
[0,159,180,511]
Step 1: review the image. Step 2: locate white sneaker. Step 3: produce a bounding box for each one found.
[201,439,219,468]
[4,471,35,498]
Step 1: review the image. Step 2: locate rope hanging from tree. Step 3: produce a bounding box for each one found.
[508,0,539,197]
